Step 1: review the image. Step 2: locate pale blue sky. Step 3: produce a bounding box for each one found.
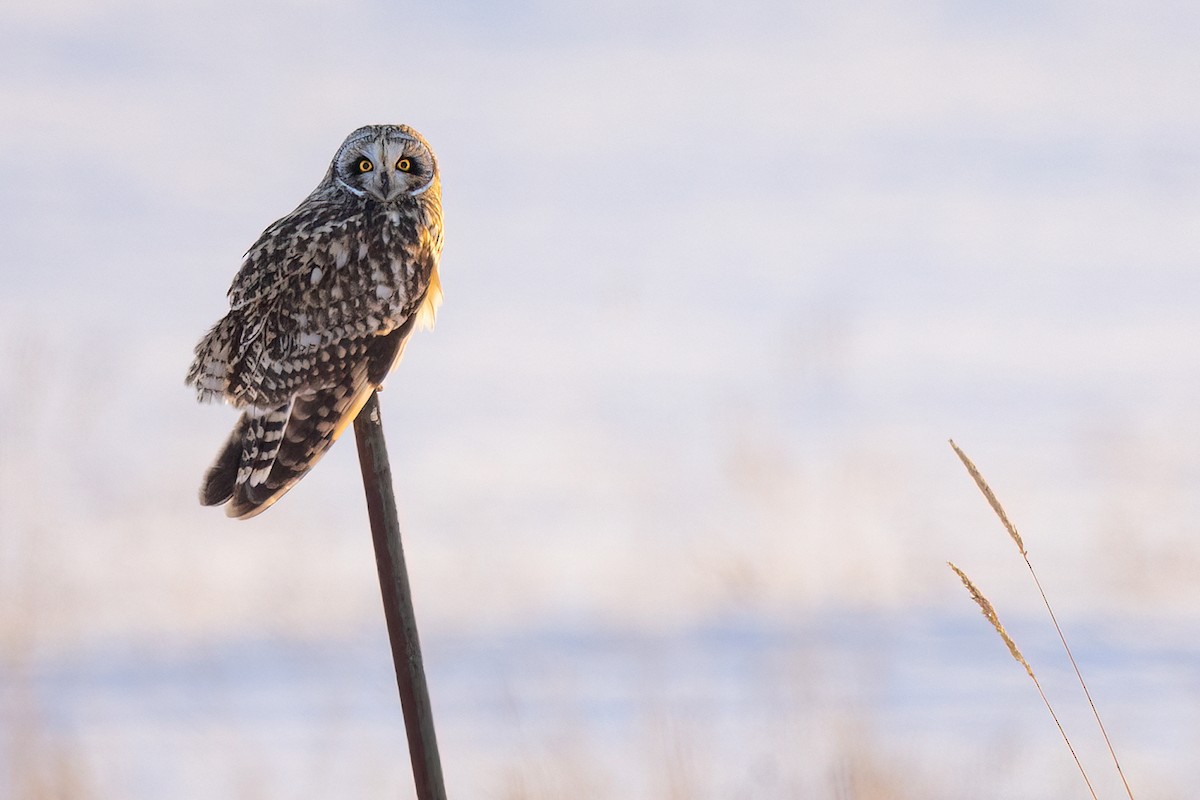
[2,0,1200,633]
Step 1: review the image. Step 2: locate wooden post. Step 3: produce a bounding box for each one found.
[353,391,447,800]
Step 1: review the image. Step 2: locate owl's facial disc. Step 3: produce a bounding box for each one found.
[336,128,435,202]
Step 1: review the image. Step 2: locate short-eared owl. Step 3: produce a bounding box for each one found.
[186,124,443,519]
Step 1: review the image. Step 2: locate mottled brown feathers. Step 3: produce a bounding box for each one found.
[187,124,443,519]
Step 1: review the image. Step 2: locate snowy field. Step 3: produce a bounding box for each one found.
[8,614,1200,798]
[3,0,1200,796]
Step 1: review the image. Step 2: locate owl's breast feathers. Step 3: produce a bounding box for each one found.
[188,195,442,408]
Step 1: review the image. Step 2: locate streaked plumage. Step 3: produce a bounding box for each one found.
[186,124,443,519]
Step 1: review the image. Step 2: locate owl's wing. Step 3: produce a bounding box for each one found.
[187,223,440,409]
[226,199,360,312]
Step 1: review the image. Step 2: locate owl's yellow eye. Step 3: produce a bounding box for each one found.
[396,158,412,172]
[357,158,374,173]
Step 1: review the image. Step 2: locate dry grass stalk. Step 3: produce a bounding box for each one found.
[947,563,1097,800]
[947,563,1032,680]
[949,440,1025,556]
[949,440,1136,800]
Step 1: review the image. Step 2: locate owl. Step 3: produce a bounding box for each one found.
[186,124,443,519]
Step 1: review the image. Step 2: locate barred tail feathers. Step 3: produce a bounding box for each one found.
[198,325,413,519]
[227,380,375,519]
[199,403,291,513]
[199,414,249,506]
[202,372,374,520]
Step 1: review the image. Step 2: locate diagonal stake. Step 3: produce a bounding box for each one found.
[354,390,447,800]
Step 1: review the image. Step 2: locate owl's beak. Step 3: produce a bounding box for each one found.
[376,171,392,200]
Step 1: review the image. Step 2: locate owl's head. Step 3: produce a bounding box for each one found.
[330,124,438,203]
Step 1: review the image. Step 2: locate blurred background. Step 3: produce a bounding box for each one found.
[3,0,1200,797]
